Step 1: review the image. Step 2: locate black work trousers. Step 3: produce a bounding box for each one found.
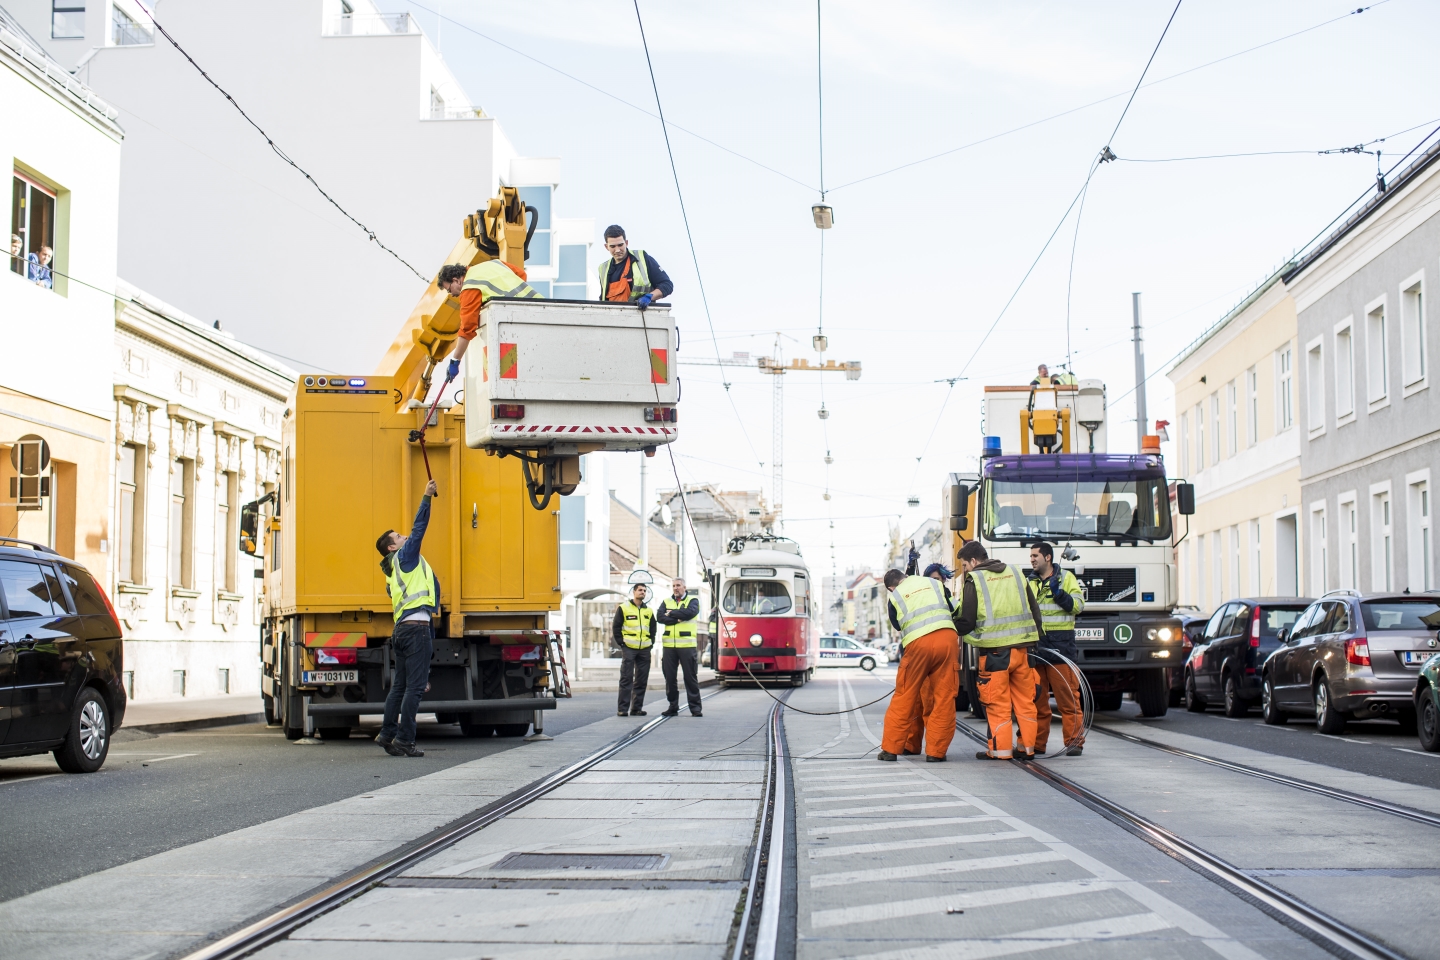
[662,646,702,714]
[618,646,652,714]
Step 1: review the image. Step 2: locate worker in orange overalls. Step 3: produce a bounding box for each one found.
[953,541,1047,761]
[436,259,541,381]
[877,569,959,762]
[901,561,956,756]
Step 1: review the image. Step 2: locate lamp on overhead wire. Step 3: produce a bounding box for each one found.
[812,204,833,229]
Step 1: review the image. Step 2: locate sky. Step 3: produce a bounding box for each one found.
[368,0,1438,577]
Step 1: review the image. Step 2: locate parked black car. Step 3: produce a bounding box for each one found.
[1168,606,1209,706]
[0,538,125,772]
[1261,591,1440,732]
[1183,597,1312,716]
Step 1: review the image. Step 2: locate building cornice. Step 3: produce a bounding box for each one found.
[0,25,123,139]
[1168,268,1291,381]
[1299,428,1440,486]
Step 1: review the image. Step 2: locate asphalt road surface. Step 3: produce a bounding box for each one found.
[0,692,622,901]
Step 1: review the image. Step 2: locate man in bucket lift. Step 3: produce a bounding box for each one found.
[437,260,542,381]
[598,225,674,308]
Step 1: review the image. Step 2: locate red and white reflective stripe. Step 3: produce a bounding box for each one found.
[491,424,675,435]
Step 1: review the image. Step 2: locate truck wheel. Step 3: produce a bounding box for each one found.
[1168,687,1184,708]
[495,723,530,737]
[317,727,351,740]
[1262,675,1287,725]
[955,685,971,713]
[1134,670,1169,717]
[1222,673,1250,718]
[1184,672,1207,712]
[54,688,110,774]
[1093,691,1124,712]
[1314,674,1347,734]
[459,718,494,737]
[263,694,277,726]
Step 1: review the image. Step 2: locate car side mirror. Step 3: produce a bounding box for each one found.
[1176,483,1196,516]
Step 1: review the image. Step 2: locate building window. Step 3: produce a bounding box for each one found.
[1277,345,1294,429]
[1306,338,1325,435]
[1340,494,1358,590]
[172,669,187,696]
[1225,382,1237,456]
[216,470,238,593]
[1366,302,1388,404]
[1372,487,1392,591]
[1245,366,1258,447]
[1211,531,1223,605]
[52,0,84,38]
[1209,393,1220,463]
[122,670,134,699]
[1229,525,1241,598]
[12,171,57,290]
[1249,519,1262,594]
[117,443,145,584]
[170,459,194,589]
[111,3,151,44]
[1402,277,1426,389]
[1194,402,1205,470]
[1177,413,1189,474]
[1335,321,1355,420]
[559,494,585,570]
[519,186,551,267]
[217,668,230,695]
[1410,476,1432,591]
[1311,505,1327,595]
[555,244,588,299]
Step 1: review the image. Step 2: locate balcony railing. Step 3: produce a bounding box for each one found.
[434,104,486,120]
[324,12,418,36]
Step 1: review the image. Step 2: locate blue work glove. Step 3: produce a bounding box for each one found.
[1050,573,1063,596]
[446,358,461,382]
[636,293,653,309]
[908,546,920,566]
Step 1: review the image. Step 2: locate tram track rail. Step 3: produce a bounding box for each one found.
[175,686,774,960]
[1091,724,1440,829]
[952,719,1410,960]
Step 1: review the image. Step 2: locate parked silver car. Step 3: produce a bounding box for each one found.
[1261,591,1440,732]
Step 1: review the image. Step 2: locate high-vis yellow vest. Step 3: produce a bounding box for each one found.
[597,249,653,302]
[888,575,954,647]
[619,600,655,650]
[385,555,437,622]
[660,596,698,648]
[463,260,541,301]
[1036,568,1085,633]
[966,564,1041,648]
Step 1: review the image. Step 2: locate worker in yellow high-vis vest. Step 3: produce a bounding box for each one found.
[374,478,440,758]
[598,225,674,307]
[954,540,1047,761]
[1030,540,1086,756]
[612,583,657,716]
[878,569,960,762]
[657,578,703,718]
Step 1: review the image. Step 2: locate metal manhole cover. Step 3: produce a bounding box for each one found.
[494,852,669,871]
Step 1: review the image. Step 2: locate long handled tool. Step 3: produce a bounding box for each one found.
[407,370,457,483]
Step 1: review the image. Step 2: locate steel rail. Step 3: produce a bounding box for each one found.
[1092,724,1440,829]
[732,701,784,960]
[953,721,1409,960]
[178,693,722,960]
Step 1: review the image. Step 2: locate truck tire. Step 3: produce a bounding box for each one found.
[459,717,494,737]
[1093,691,1124,712]
[955,685,971,713]
[966,675,985,718]
[263,694,277,726]
[1134,670,1169,717]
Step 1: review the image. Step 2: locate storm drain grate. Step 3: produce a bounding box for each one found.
[494,852,669,871]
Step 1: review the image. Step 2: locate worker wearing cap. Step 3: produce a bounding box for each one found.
[954,540,1046,761]
[598,225,673,308]
[374,479,440,758]
[657,578,703,718]
[613,583,657,717]
[1030,540,1086,756]
[877,568,960,762]
[436,260,542,381]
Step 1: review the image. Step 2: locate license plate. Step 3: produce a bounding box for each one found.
[301,670,358,684]
[1076,628,1105,641]
[1402,652,1436,666]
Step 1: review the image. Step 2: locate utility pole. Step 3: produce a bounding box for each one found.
[1132,292,1148,451]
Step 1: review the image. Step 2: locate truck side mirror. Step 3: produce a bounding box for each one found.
[1176,483,1196,516]
[239,500,261,556]
[949,483,970,530]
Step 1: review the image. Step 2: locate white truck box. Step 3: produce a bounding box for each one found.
[982,379,1107,454]
[463,299,679,452]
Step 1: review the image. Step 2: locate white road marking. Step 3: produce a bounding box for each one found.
[1395,747,1440,759]
[1316,734,1370,743]
[811,879,1113,928]
[801,773,926,787]
[809,799,976,817]
[811,848,1062,887]
[134,753,199,763]
[805,788,950,805]
[830,912,1172,960]
[807,815,998,837]
[809,825,1017,858]
[0,773,61,787]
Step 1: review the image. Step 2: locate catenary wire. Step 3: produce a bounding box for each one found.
[826,2,1386,193]
[136,3,428,283]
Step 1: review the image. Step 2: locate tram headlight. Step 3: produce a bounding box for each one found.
[749,634,764,647]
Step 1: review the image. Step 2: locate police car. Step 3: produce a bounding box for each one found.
[817,634,885,671]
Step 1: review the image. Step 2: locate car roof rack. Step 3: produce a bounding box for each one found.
[1320,588,1362,599]
[0,536,61,556]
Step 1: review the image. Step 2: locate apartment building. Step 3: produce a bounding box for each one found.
[2,9,120,572]
[1167,268,1304,611]
[1286,142,1440,596]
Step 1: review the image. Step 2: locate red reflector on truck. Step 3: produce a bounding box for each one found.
[501,644,543,661]
[317,647,358,665]
[492,404,526,420]
[643,407,677,422]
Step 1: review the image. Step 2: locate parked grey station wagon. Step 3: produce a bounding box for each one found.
[1261,591,1440,733]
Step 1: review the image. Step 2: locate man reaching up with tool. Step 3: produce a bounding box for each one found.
[436,260,542,382]
[374,479,440,758]
[877,568,960,762]
[954,541,1047,761]
[598,225,673,307]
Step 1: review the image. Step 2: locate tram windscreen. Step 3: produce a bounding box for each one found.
[723,580,793,616]
[984,476,1172,542]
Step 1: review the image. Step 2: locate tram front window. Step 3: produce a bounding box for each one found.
[723,580,793,616]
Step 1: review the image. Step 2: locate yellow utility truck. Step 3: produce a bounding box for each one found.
[243,188,679,740]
